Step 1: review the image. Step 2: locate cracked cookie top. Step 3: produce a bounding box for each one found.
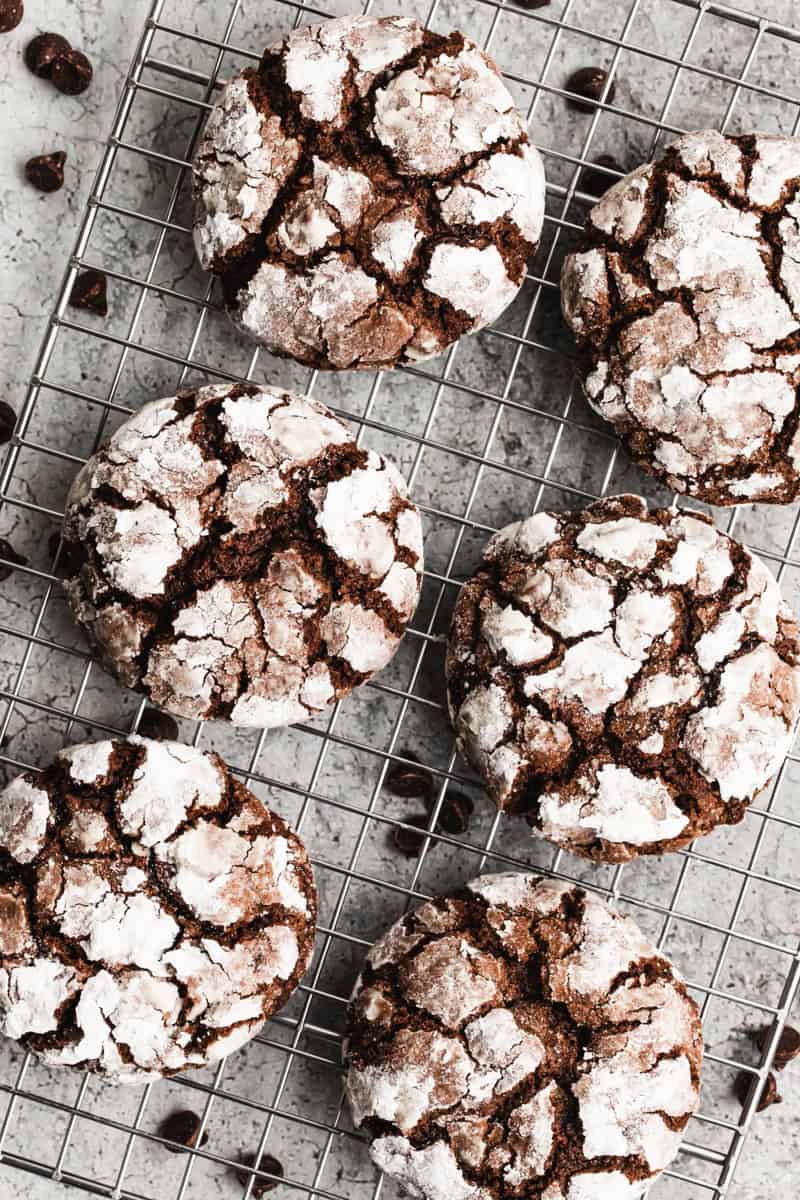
[192,15,545,370]
[445,494,800,862]
[62,381,424,725]
[0,737,317,1082]
[561,130,800,504]
[345,873,702,1200]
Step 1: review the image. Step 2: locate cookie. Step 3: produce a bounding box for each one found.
[192,15,545,370]
[62,382,424,725]
[561,130,800,504]
[0,737,316,1081]
[446,494,800,862]
[345,872,702,1200]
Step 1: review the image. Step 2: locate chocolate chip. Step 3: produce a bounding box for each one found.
[25,32,72,76]
[566,66,616,113]
[391,814,430,857]
[25,151,66,193]
[513,0,550,7]
[159,1109,208,1153]
[757,1023,800,1070]
[69,269,108,317]
[0,401,17,444]
[735,1070,782,1112]
[579,154,624,198]
[386,752,433,799]
[137,708,179,742]
[0,0,23,33]
[51,48,92,95]
[431,789,474,836]
[235,1153,284,1196]
[0,538,27,583]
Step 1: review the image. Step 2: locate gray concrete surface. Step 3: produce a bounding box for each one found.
[1,1,799,1199]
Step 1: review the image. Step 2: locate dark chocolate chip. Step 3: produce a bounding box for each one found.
[757,1023,800,1070]
[513,0,550,7]
[580,154,624,198]
[235,1153,284,1196]
[0,401,17,444]
[566,66,616,113]
[735,1070,782,1112]
[69,269,108,317]
[386,752,433,799]
[431,789,474,836]
[25,32,71,76]
[137,708,179,742]
[0,0,23,33]
[25,151,66,193]
[51,48,93,95]
[0,538,27,582]
[159,1109,208,1153]
[391,814,430,857]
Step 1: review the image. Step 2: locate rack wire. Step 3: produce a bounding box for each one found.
[0,0,799,1196]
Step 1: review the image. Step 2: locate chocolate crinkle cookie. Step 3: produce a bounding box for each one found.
[561,130,800,504]
[62,382,424,725]
[0,737,316,1081]
[446,495,800,862]
[192,15,545,370]
[345,873,702,1200]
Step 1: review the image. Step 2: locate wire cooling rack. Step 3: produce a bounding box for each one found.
[1,0,799,1197]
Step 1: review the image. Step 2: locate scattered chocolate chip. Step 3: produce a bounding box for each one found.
[735,1070,782,1112]
[159,1109,208,1153]
[757,1023,800,1070]
[386,752,433,799]
[0,0,23,33]
[69,269,108,317]
[580,154,624,198]
[137,708,179,742]
[566,66,616,114]
[51,48,93,96]
[0,401,17,444]
[25,31,72,76]
[0,538,27,583]
[514,0,550,7]
[235,1153,284,1196]
[391,814,431,857]
[431,789,474,836]
[25,151,66,193]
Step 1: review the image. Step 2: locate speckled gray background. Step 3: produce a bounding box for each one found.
[0,1,799,1199]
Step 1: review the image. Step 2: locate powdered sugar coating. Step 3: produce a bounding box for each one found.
[0,738,316,1081]
[63,382,423,726]
[192,17,544,371]
[346,874,701,1200]
[562,130,800,504]
[446,494,800,861]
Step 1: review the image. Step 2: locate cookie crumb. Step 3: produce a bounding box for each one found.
[69,269,108,316]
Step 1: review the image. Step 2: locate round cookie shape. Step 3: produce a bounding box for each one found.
[0,737,317,1082]
[446,494,800,862]
[561,130,800,504]
[62,381,424,725]
[345,872,702,1200]
[192,15,545,370]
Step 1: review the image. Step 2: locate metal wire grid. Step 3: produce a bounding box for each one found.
[0,0,798,1196]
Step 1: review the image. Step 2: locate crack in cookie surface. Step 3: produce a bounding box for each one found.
[61,381,424,725]
[192,15,545,370]
[445,494,800,862]
[561,130,800,504]
[0,737,317,1082]
[345,873,702,1200]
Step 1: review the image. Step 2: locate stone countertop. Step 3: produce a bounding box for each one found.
[0,2,799,1199]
